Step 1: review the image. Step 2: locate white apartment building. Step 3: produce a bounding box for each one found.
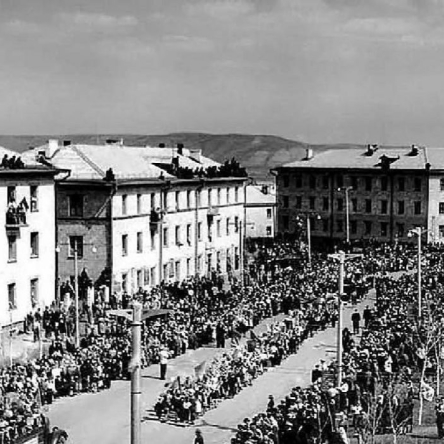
[24,140,247,296]
[245,183,276,238]
[0,147,58,326]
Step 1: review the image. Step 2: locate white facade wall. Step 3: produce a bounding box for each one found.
[0,178,56,326]
[428,175,444,243]
[111,181,245,293]
[246,206,275,238]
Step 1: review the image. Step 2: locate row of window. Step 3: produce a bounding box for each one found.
[282,196,423,215]
[281,174,423,192]
[120,250,241,290]
[7,232,39,262]
[7,278,39,310]
[7,185,39,210]
[282,217,408,237]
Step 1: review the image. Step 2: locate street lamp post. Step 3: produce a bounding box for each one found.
[329,250,362,386]
[131,302,142,444]
[338,186,352,245]
[74,242,80,348]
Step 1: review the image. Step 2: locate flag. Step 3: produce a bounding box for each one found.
[194,361,207,379]
[250,330,258,341]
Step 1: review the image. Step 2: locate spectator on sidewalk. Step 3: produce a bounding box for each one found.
[351,309,361,335]
[194,429,204,444]
[159,347,169,380]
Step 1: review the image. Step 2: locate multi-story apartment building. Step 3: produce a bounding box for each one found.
[25,140,247,297]
[274,145,432,244]
[0,147,58,326]
[245,183,276,238]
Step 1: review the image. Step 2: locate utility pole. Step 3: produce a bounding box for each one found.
[307,216,312,267]
[74,241,80,348]
[328,250,362,387]
[131,302,142,444]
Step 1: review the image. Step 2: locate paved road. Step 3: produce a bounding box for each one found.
[47,294,375,444]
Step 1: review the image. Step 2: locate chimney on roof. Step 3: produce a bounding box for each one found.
[410,145,419,156]
[158,143,165,148]
[63,140,71,147]
[46,139,59,158]
[105,138,122,145]
[305,148,314,160]
[177,143,184,155]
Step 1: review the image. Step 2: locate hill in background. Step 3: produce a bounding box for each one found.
[0,133,365,180]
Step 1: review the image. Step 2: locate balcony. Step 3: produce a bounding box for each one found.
[5,207,28,230]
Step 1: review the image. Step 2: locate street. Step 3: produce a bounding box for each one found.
[47,294,374,444]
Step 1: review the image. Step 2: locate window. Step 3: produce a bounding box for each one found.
[8,284,16,310]
[175,226,181,245]
[365,199,372,213]
[322,176,329,190]
[234,216,239,232]
[398,200,405,215]
[187,190,192,209]
[234,247,240,270]
[380,200,388,215]
[398,178,405,192]
[235,187,239,202]
[226,218,230,236]
[198,222,203,241]
[186,258,192,276]
[337,175,343,188]
[122,195,128,215]
[352,198,358,212]
[150,193,156,209]
[163,191,168,210]
[175,191,180,210]
[283,175,290,187]
[309,197,315,210]
[197,190,202,208]
[122,234,128,256]
[309,175,316,189]
[351,220,357,234]
[150,267,156,284]
[364,221,372,235]
[439,202,444,214]
[414,201,421,215]
[30,186,38,212]
[226,188,230,204]
[69,236,83,258]
[217,220,221,237]
[414,178,422,192]
[175,261,181,281]
[137,232,143,253]
[440,225,444,239]
[207,221,213,241]
[266,226,272,236]
[397,223,405,238]
[381,177,388,191]
[283,196,289,208]
[323,219,329,232]
[217,188,221,205]
[441,179,444,192]
[208,189,212,207]
[8,235,17,262]
[266,208,272,219]
[381,222,388,237]
[295,176,303,188]
[7,186,16,204]
[283,215,289,230]
[144,268,150,287]
[337,198,343,211]
[323,198,329,211]
[137,270,143,288]
[351,177,358,190]
[163,228,169,247]
[137,194,142,214]
[186,224,192,245]
[295,196,302,209]
[337,220,343,232]
[69,195,84,217]
[365,177,372,191]
[30,232,39,258]
[30,278,39,307]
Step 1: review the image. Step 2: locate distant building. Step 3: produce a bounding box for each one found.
[0,147,58,326]
[245,182,276,238]
[25,140,248,297]
[273,145,444,244]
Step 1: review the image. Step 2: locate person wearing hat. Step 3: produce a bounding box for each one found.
[351,309,361,335]
[194,428,204,444]
[158,346,169,380]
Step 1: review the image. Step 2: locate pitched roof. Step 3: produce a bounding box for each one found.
[422,147,444,170]
[0,146,51,169]
[246,185,276,205]
[281,146,427,171]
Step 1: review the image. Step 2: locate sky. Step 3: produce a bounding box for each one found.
[1,0,444,145]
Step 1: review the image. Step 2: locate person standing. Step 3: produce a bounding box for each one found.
[363,305,372,328]
[351,309,361,335]
[194,429,204,444]
[159,347,169,380]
